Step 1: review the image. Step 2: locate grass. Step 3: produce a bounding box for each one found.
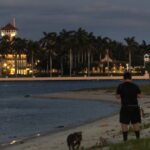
[80,145,103,150]
[75,84,150,94]
[109,138,150,150]
[142,122,150,129]
[103,84,150,94]
[140,84,150,95]
[102,84,150,94]
[81,138,150,150]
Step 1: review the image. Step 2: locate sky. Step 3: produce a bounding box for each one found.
[0,0,150,43]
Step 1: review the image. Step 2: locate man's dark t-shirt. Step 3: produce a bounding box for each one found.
[116,82,141,106]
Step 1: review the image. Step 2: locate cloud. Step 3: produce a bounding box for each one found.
[0,0,150,41]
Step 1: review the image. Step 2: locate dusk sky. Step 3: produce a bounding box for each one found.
[0,0,150,42]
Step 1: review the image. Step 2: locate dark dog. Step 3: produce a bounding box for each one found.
[67,132,82,150]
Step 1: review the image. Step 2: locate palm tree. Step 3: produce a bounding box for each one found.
[27,40,39,77]
[86,32,96,76]
[40,32,57,77]
[124,37,138,70]
[56,34,65,76]
[11,37,27,76]
[75,28,89,74]
[0,36,11,76]
[59,29,76,76]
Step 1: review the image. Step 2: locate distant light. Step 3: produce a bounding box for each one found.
[10,32,16,37]
[36,133,40,136]
[10,140,16,145]
[1,30,17,37]
[1,32,5,36]
[3,63,7,67]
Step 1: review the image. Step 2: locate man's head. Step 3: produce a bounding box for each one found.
[123,72,132,80]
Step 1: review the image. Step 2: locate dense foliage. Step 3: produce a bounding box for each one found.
[0,28,149,76]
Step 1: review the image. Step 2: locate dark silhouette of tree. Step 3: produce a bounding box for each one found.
[124,37,138,70]
[40,32,57,77]
[27,40,40,76]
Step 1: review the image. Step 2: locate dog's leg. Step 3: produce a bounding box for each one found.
[67,145,71,150]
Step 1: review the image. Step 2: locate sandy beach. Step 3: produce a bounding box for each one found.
[1,89,150,150]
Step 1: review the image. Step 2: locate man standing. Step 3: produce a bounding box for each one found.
[116,72,142,141]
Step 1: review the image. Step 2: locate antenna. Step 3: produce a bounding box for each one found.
[12,18,16,27]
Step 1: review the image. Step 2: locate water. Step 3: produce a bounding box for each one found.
[0,79,149,98]
[0,97,119,144]
[0,80,149,144]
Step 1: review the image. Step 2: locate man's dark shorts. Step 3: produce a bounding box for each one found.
[120,106,141,124]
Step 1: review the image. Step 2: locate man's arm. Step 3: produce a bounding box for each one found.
[137,85,143,99]
[116,84,121,99]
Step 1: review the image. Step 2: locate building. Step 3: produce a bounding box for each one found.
[144,54,150,63]
[0,19,30,76]
[1,18,17,40]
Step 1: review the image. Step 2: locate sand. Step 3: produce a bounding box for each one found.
[1,90,150,150]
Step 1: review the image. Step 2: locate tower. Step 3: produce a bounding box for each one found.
[0,18,17,40]
[0,19,30,76]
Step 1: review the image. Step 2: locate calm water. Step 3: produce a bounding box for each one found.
[0,80,149,144]
[0,79,149,98]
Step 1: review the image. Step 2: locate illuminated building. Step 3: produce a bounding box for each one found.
[0,19,30,76]
[1,18,17,40]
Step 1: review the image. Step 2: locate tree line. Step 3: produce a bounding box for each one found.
[0,28,149,77]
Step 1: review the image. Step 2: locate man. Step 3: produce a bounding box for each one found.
[116,72,142,141]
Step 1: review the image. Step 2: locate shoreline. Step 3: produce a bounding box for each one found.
[1,107,119,149]
[2,90,150,150]
[0,75,149,81]
[0,98,119,148]
[2,115,120,150]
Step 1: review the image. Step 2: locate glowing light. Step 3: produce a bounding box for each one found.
[10,140,16,145]
[1,32,5,37]
[3,63,7,67]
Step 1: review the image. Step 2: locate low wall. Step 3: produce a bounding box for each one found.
[0,75,149,81]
